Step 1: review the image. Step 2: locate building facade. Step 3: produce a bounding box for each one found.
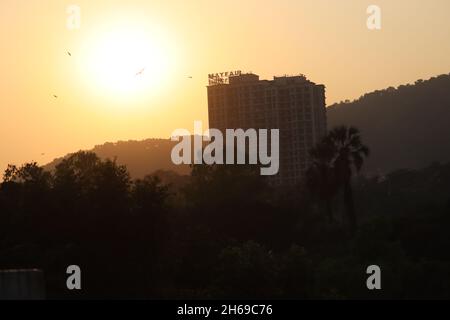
[207,72,327,186]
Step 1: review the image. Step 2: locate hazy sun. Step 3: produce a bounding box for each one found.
[81,21,174,101]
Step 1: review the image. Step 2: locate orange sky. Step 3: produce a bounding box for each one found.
[1,0,450,172]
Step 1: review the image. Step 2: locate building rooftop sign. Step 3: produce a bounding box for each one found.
[208,70,242,85]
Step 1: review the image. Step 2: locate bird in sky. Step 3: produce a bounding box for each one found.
[188,76,193,79]
[136,68,145,76]
[67,51,71,56]
[53,95,58,98]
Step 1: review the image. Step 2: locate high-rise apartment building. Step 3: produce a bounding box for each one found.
[207,72,327,186]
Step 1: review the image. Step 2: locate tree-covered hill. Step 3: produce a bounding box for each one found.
[328,73,450,174]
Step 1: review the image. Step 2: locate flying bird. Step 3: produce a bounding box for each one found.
[67,51,71,56]
[136,68,145,76]
[53,95,58,98]
[188,76,193,79]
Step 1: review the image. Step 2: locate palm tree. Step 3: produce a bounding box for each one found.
[326,126,369,235]
[306,138,338,222]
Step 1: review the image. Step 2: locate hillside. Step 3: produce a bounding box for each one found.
[44,138,191,179]
[327,73,450,174]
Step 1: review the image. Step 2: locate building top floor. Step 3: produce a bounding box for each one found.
[208,72,323,88]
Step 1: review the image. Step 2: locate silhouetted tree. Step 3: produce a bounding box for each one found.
[3,163,52,187]
[307,139,338,222]
[184,162,274,242]
[307,126,369,234]
[327,126,369,235]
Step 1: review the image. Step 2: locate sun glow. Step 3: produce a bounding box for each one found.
[80,21,175,101]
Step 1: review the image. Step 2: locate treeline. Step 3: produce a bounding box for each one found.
[1,131,450,298]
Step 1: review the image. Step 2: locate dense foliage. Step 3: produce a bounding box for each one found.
[1,144,450,299]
